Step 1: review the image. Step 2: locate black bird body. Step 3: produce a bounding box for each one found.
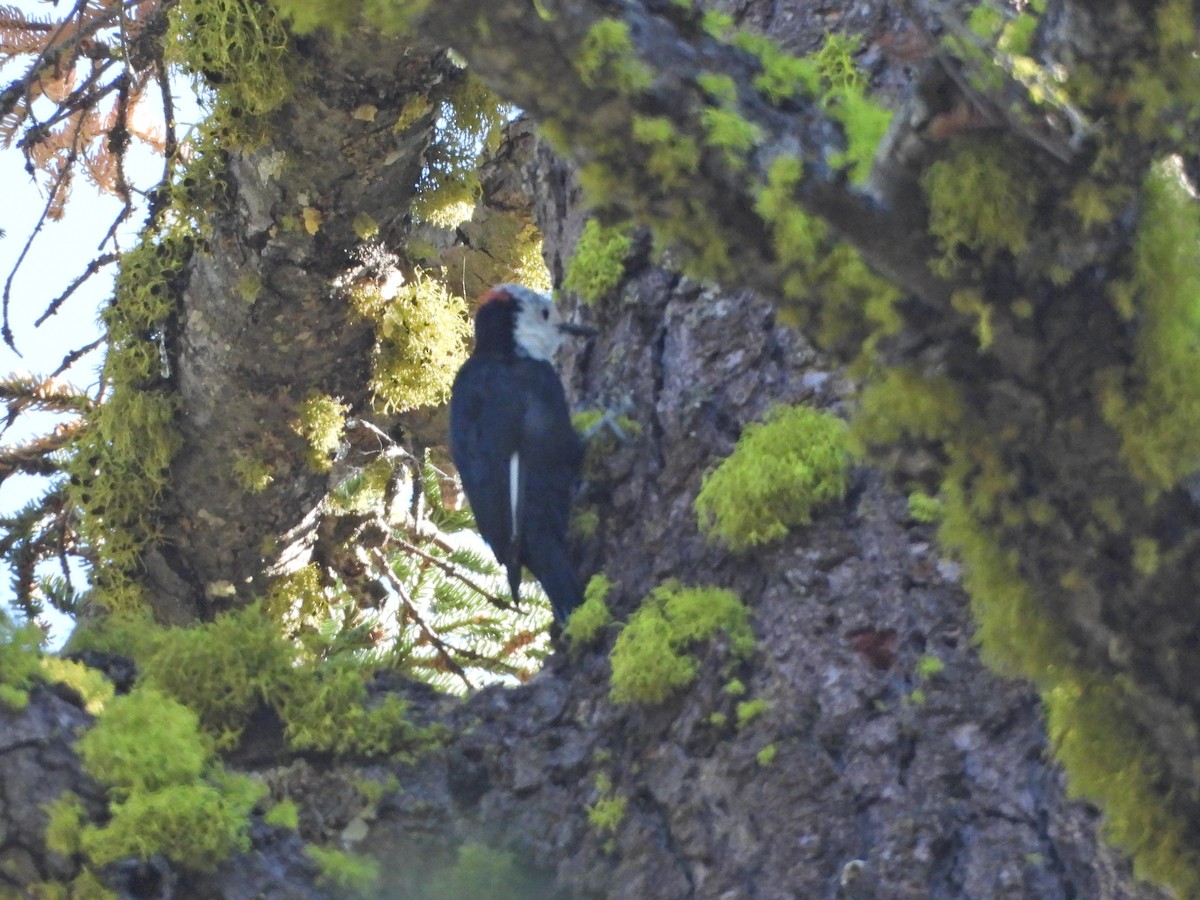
[449,285,589,622]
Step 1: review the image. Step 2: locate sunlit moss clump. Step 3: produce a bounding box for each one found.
[0,616,43,710]
[412,72,510,230]
[564,574,615,647]
[563,220,632,304]
[609,581,754,704]
[292,392,349,472]
[1098,162,1200,490]
[308,846,380,895]
[48,687,265,873]
[352,276,470,414]
[587,772,627,836]
[166,0,291,125]
[695,404,850,551]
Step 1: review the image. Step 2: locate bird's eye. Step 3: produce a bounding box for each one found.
[542,309,550,320]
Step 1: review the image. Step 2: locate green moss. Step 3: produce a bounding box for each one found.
[66,687,264,873]
[812,33,865,92]
[307,846,380,895]
[412,73,508,230]
[292,392,348,472]
[756,156,817,265]
[66,188,207,612]
[393,96,431,133]
[232,452,274,493]
[1131,537,1160,576]
[29,869,116,900]
[77,688,210,796]
[723,677,746,696]
[754,155,900,358]
[923,141,1038,276]
[748,37,821,104]
[695,404,850,551]
[587,793,627,835]
[44,793,86,857]
[39,658,113,715]
[915,653,945,679]
[700,106,762,170]
[697,72,738,104]
[141,604,293,749]
[631,115,701,188]
[81,779,262,871]
[826,88,892,185]
[424,844,532,900]
[166,0,291,122]
[852,368,966,449]
[949,288,995,349]
[264,798,299,831]
[133,604,427,757]
[563,219,633,304]
[352,212,380,240]
[351,275,471,415]
[756,743,777,766]
[735,698,769,728]
[236,272,262,303]
[907,491,943,523]
[1045,674,1200,895]
[1097,163,1200,490]
[564,574,615,646]
[609,581,753,704]
[0,616,43,710]
[576,19,653,92]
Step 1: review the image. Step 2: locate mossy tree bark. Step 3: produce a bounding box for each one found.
[5,0,1198,896]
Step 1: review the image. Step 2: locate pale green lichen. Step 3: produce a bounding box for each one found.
[165,0,291,127]
[292,392,348,472]
[609,581,754,704]
[410,72,507,230]
[695,404,850,551]
[232,452,274,493]
[350,275,470,415]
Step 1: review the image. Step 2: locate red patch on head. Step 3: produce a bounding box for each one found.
[477,285,516,311]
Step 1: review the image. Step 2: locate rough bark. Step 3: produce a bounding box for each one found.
[144,34,457,620]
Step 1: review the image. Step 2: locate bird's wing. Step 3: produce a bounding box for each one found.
[515,360,585,541]
[449,357,523,566]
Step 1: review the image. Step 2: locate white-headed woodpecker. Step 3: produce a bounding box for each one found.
[449,284,593,623]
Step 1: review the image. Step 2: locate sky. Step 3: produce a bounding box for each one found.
[0,0,195,643]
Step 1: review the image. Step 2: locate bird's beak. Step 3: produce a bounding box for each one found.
[558,322,597,337]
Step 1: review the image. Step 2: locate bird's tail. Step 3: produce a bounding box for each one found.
[526,539,583,624]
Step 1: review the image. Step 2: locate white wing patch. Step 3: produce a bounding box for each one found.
[509,451,520,538]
